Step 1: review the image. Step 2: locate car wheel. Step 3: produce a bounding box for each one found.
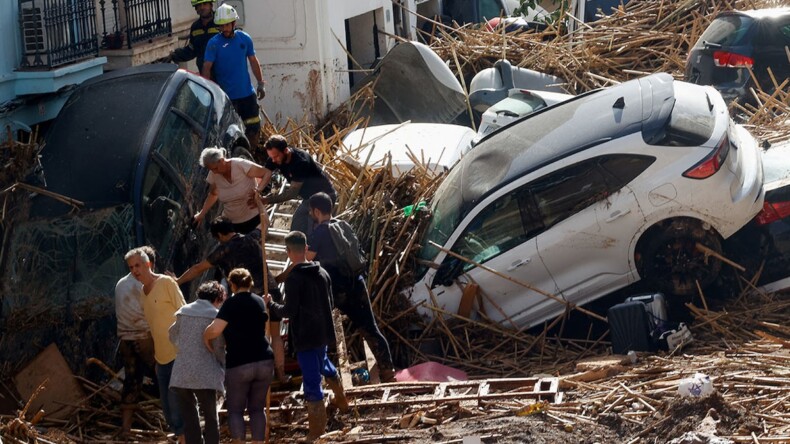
[639,219,723,296]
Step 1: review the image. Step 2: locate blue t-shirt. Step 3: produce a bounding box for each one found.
[204,30,256,100]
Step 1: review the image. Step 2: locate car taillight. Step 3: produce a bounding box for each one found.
[683,136,730,180]
[756,201,790,226]
[712,51,754,68]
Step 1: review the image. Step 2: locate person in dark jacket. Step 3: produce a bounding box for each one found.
[264,231,348,442]
[169,0,218,73]
[256,134,337,237]
[306,192,396,382]
[169,281,226,444]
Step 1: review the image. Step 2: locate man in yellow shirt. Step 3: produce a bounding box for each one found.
[125,248,186,443]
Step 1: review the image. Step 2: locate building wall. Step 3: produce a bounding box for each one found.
[1,1,22,104]
[237,0,396,125]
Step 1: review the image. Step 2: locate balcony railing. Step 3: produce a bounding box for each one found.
[18,0,99,69]
[98,0,172,50]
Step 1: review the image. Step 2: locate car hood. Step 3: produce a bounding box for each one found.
[351,42,466,125]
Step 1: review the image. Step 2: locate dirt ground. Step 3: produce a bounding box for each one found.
[263,391,762,443]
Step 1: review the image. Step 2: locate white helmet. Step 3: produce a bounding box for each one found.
[215,3,239,25]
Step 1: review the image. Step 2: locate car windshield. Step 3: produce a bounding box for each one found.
[489,93,547,116]
[416,168,465,276]
[695,15,753,47]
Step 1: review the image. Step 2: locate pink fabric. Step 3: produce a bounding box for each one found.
[394,361,468,382]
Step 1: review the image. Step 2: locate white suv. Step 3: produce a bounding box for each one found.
[408,73,764,329]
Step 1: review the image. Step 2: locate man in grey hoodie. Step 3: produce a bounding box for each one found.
[169,281,226,444]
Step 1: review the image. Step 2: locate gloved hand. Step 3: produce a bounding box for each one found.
[256,82,266,100]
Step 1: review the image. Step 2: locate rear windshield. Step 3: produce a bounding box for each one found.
[695,15,754,47]
[488,93,547,117]
[644,82,716,147]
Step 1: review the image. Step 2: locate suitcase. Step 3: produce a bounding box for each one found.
[625,293,667,329]
[608,301,655,354]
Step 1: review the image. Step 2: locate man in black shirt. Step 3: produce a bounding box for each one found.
[174,217,287,382]
[306,192,396,383]
[168,0,218,73]
[257,134,337,236]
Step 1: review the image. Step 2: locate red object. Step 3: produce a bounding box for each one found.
[756,200,790,226]
[712,51,754,68]
[394,361,468,382]
[683,135,730,179]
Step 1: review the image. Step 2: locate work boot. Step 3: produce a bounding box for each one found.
[120,404,134,437]
[379,367,397,383]
[325,375,349,413]
[304,400,327,442]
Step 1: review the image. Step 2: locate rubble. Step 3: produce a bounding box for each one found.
[1,0,789,441]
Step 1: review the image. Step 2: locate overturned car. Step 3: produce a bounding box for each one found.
[407,73,764,328]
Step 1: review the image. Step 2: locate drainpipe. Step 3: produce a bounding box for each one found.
[313,0,332,117]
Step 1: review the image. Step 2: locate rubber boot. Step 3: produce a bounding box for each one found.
[304,400,327,442]
[325,375,349,413]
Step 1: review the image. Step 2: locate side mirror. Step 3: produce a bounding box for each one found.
[431,258,463,288]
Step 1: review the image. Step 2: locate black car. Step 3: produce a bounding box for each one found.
[1,64,250,373]
[729,143,790,286]
[685,8,790,104]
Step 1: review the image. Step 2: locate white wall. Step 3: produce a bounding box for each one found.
[237,0,396,125]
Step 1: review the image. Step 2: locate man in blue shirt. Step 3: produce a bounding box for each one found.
[202,3,265,146]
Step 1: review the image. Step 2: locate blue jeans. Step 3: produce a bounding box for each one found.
[225,360,274,441]
[156,361,184,435]
[296,347,338,402]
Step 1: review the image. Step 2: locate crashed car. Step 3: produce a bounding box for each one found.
[728,142,790,287]
[342,123,476,177]
[1,64,249,371]
[685,7,790,104]
[408,73,764,329]
[475,89,573,141]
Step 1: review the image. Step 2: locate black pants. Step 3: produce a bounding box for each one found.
[336,277,394,369]
[173,388,220,444]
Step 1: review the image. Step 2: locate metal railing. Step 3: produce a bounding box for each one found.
[18,0,99,69]
[98,0,172,50]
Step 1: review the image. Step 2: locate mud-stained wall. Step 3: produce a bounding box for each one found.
[239,0,395,125]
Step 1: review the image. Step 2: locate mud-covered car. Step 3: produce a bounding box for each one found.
[408,73,764,329]
[1,64,250,371]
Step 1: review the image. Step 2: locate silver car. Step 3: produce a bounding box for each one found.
[407,73,764,329]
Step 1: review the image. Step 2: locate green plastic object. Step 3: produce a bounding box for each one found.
[402,201,426,216]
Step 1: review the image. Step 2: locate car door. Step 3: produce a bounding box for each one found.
[430,182,556,327]
[534,155,655,314]
[139,79,213,268]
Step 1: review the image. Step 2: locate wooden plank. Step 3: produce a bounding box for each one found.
[363,339,381,384]
[14,343,85,420]
[332,310,354,388]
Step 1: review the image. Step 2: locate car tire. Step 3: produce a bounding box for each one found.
[638,219,723,296]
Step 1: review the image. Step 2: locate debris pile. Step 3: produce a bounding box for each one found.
[422,0,790,144]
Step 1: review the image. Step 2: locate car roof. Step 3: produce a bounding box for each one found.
[33,66,179,216]
[453,73,675,210]
[721,7,790,19]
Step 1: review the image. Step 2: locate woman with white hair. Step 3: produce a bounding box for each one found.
[194,146,268,233]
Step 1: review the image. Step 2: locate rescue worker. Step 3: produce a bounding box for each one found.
[169,0,218,73]
[202,3,266,147]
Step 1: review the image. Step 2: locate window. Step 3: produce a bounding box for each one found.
[141,162,184,253]
[478,0,504,21]
[452,191,527,269]
[153,81,211,181]
[532,161,610,229]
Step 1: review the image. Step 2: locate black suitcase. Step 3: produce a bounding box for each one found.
[608,301,655,354]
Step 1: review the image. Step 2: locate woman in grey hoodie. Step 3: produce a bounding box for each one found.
[169,281,226,444]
